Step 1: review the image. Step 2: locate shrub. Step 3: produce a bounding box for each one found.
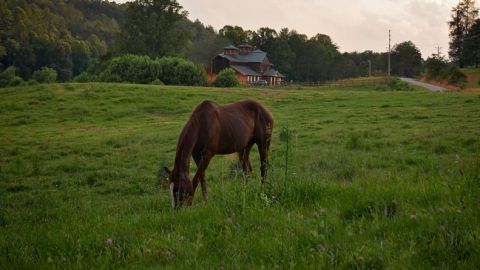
[0,66,17,87]
[25,80,39,86]
[151,79,164,85]
[8,76,24,87]
[447,66,467,87]
[33,67,57,83]
[74,72,92,83]
[99,54,160,84]
[424,56,448,81]
[214,68,239,87]
[157,57,206,86]
[98,55,206,86]
[388,78,413,91]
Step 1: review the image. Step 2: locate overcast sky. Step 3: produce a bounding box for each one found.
[113,0,462,58]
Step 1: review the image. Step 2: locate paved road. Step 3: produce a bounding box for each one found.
[400,77,446,92]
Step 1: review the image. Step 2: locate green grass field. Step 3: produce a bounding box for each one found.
[1,83,479,269]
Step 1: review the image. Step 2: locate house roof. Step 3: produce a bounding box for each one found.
[264,68,285,77]
[218,50,269,64]
[230,64,284,77]
[223,45,239,50]
[230,65,260,76]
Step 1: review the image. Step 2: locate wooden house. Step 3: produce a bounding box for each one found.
[207,44,284,85]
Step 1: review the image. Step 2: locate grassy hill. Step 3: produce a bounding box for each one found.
[0,83,479,268]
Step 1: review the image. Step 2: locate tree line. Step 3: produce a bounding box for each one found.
[1,0,428,86]
[449,0,480,68]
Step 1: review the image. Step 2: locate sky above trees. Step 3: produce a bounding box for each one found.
[112,0,461,58]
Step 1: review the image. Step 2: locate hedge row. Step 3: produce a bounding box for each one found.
[97,55,207,86]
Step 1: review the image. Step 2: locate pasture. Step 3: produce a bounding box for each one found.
[0,83,479,269]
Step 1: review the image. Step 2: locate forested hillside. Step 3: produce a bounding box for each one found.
[0,0,425,84]
[0,0,123,80]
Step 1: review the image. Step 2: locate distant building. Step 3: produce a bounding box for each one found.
[207,44,284,86]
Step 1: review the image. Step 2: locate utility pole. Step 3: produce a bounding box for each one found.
[436,46,442,57]
[388,29,391,77]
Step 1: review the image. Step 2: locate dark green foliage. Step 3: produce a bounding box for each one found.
[157,57,207,86]
[388,78,413,91]
[425,56,449,81]
[8,76,24,87]
[73,72,92,83]
[114,0,189,58]
[99,55,161,84]
[463,19,480,67]
[150,79,164,85]
[32,67,57,83]
[99,54,206,86]
[0,66,16,87]
[447,66,467,87]
[219,25,249,45]
[391,41,423,77]
[448,1,479,67]
[0,0,119,80]
[423,56,469,87]
[214,68,239,87]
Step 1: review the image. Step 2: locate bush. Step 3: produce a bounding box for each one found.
[424,56,448,81]
[33,67,57,83]
[151,79,164,85]
[73,72,92,83]
[388,78,413,91]
[214,68,239,87]
[0,66,17,87]
[157,57,206,86]
[8,76,24,87]
[25,80,39,86]
[99,55,206,86]
[99,54,160,84]
[447,66,467,87]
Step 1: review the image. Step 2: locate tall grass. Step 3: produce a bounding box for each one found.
[0,83,479,268]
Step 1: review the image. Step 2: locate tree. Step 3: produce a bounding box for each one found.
[464,19,480,67]
[449,0,479,66]
[391,41,422,77]
[219,25,248,45]
[115,0,189,57]
[251,27,277,51]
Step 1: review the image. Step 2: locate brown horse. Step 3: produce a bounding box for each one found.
[164,99,274,208]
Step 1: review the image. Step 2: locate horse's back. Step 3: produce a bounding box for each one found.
[190,99,273,154]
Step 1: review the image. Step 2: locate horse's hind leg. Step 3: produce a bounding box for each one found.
[193,151,212,202]
[238,142,254,175]
[257,135,272,182]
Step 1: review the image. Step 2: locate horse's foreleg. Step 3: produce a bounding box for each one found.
[192,151,212,202]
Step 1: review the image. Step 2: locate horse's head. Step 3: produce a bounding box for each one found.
[164,167,193,208]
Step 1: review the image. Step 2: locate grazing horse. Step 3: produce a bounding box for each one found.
[164,99,274,208]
